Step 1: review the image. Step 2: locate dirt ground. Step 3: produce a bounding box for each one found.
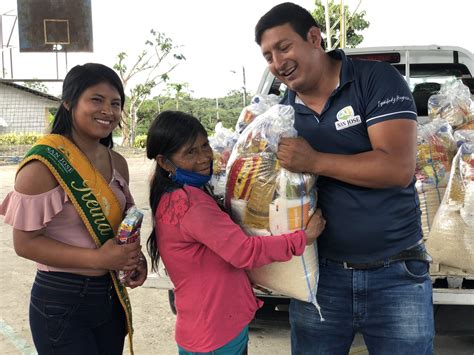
[0,156,296,355]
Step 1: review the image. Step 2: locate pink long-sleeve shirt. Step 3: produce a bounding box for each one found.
[156,185,306,352]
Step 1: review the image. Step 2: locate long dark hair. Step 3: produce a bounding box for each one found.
[146,110,208,271]
[51,63,125,148]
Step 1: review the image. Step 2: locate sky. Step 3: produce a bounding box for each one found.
[1,0,473,98]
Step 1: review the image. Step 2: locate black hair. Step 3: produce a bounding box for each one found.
[51,63,125,148]
[146,110,208,271]
[255,2,325,49]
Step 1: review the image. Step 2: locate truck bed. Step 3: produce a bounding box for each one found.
[431,263,474,305]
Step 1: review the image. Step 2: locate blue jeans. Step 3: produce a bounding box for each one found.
[29,271,126,355]
[289,245,434,355]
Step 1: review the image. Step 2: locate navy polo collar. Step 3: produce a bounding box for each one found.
[329,49,354,87]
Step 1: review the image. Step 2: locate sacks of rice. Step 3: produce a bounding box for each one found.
[416,181,446,241]
[426,143,474,272]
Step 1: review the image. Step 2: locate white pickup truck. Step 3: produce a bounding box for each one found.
[256,45,474,307]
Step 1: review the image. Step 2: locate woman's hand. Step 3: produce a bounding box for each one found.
[97,238,141,271]
[124,253,148,289]
[304,209,326,245]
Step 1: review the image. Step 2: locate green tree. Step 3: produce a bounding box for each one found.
[312,0,369,49]
[134,99,160,135]
[216,90,250,130]
[134,90,251,136]
[166,82,191,110]
[114,29,185,146]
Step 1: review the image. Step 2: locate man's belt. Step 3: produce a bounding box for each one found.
[328,244,433,270]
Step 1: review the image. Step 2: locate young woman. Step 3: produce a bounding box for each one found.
[146,111,326,355]
[0,63,146,354]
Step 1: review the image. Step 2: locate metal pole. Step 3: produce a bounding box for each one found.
[9,47,12,78]
[405,50,411,88]
[324,0,332,50]
[55,50,59,79]
[0,15,4,78]
[6,15,16,78]
[340,0,346,49]
[215,97,219,120]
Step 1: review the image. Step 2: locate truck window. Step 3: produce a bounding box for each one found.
[393,63,472,116]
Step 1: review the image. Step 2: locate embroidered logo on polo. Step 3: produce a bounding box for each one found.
[335,106,362,131]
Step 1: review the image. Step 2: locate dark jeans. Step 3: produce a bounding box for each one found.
[290,243,434,355]
[29,271,126,355]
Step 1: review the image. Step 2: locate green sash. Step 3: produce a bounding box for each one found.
[19,134,134,354]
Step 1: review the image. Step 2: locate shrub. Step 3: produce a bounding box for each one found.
[133,135,147,148]
[0,133,42,145]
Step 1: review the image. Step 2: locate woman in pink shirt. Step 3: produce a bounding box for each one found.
[145,111,325,354]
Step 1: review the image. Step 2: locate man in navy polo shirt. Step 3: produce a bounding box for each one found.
[255,3,434,354]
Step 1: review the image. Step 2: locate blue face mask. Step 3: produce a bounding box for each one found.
[169,161,213,188]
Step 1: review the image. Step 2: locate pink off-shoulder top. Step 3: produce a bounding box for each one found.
[0,163,134,276]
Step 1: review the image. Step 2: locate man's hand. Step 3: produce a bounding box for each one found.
[277,137,317,173]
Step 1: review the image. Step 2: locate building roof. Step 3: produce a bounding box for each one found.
[0,80,61,102]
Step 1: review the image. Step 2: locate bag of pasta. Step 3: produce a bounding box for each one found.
[426,143,474,272]
[226,104,321,313]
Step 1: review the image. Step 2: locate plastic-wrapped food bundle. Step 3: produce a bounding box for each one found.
[454,129,474,147]
[416,119,457,239]
[235,94,280,134]
[428,79,474,128]
[209,127,238,197]
[116,206,144,283]
[416,119,457,186]
[426,143,474,272]
[226,104,321,312]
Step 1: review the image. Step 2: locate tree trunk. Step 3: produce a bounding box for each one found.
[130,105,138,147]
[121,115,131,147]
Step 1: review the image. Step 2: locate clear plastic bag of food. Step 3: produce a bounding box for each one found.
[416,119,457,187]
[428,79,474,128]
[235,94,280,134]
[453,129,474,147]
[209,127,238,198]
[226,104,322,316]
[416,119,457,239]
